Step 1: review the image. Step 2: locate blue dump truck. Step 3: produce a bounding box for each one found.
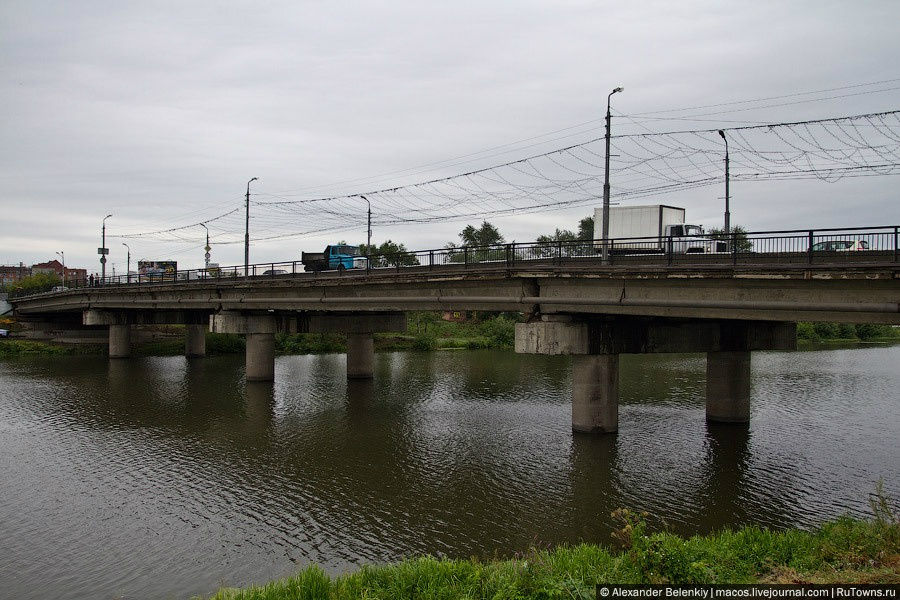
[301,244,367,272]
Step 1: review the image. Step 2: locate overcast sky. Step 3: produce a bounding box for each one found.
[2,0,898,272]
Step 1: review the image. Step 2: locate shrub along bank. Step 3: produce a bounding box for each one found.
[203,508,899,599]
[796,322,900,344]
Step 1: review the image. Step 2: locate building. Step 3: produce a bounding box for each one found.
[0,264,32,285]
[30,260,87,283]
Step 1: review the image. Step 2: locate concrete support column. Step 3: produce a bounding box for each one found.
[706,351,751,423]
[572,354,619,433]
[109,324,131,359]
[185,324,206,358]
[346,333,375,379]
[246,333,276,381]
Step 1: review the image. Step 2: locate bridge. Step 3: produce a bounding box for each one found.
[11,225,900,434]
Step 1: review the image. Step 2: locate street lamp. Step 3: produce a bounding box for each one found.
[100,214,113,282]
[122,243,131,283]
[55,251,65,286]
[601,86,624,264]
[359,195,372,251]
[245,177,258,278]
[718,130,730,234]
[199,222,210,270]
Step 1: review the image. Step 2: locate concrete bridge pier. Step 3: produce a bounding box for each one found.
[212,313,278,382]
[108,324,131,358]
[246,331,276,381]
[572,354,619,433]
[706,351,751,423]
[346,333,375,379]
[185,324,207,358]
[516,316,795,434]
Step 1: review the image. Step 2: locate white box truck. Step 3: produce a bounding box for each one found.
[593,204,723,254]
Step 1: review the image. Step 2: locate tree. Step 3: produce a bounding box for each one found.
[360,240,419,267]
[577,216,594,241]
[459,221,504,247]
[707,225,753,252]
[533,228,577,258]
[536,228,577,243]
[4,272,61,296]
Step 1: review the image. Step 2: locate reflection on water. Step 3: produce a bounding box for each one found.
[0,344,898,600]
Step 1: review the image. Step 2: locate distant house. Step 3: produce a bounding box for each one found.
[31,260,86,282]
[0,264,32,285]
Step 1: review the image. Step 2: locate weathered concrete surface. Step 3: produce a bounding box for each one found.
[185,324,206,358]
[212,312,277,334]
[83,309,209,326]
[572,354,619,433]
[706,351,751,423]
[108,324,131,358]
[246,333,275,381]
[515,321,590,355]
[516,318,796,355]
[346,333,374,379]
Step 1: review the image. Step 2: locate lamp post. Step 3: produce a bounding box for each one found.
[55,251,65,286]
[718,130,730,234]
[359,195,372,251]
[199,222,210,270]
[245,177,258,278]
[122,243,131,283]
[100,214,113,283]
[601,86,624,264]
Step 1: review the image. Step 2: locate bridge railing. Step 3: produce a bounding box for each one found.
[8,225,898,299]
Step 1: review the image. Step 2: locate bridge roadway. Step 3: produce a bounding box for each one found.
[12,258,900,434]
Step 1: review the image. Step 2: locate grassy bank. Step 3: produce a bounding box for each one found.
[0,339,101,357]
[204,508,899,599]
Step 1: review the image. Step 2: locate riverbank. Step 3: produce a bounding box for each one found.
[204,512,898,598]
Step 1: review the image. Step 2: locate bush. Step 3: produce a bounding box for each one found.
[206,332,245,354]
[411,333,437,351]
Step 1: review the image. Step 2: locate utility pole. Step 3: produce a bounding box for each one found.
[100,214,112,283]
[245,177,258,278]
[55,251,65,286]
[601,87,624,264]
[718,130,730,234]
[199,222,210,270]
[360,195,372,251]
[122,243,131,283]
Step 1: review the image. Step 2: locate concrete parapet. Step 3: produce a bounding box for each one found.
[706,351,751,423]
[572,354,619,433]
[346,333,375,379]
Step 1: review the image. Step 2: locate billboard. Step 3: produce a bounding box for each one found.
[137,260,177,276]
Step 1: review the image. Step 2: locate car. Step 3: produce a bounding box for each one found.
[51,285,69,292]
[810,239,870,251]
[261,269,288,276]
[0,329,9,338]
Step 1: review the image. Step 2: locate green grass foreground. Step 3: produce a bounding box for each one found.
[204,512,899,599]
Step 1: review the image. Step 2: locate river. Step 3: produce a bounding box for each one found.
[0,344,898,599]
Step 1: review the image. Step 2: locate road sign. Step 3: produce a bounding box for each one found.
[100,256,107,264]
[97,247,109,255]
